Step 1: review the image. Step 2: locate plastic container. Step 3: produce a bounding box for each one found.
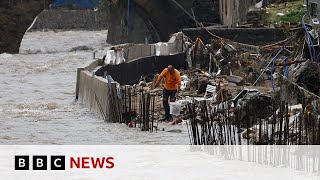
[169,102,182,115]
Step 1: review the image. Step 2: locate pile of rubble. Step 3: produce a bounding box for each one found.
[118,25,320,144]
[119,24,318,136]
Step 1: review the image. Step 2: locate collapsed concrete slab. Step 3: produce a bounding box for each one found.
[227,75,244,85]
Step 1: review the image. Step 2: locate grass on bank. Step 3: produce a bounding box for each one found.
[265,0,307,25]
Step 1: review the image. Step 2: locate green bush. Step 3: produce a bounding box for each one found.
[272,4,307,24]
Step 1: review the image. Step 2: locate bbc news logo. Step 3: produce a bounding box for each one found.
[15,155,114,170]
[15,156,66,170]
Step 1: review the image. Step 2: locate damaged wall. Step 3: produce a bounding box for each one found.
[104,32,185,65]
[76,33,187,122]
[95,53,187,85]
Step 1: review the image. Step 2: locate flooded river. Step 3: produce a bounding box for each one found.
[0,31,316,180]
[0,30,189,144]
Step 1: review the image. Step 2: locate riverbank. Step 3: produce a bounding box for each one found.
[0,30,189,144]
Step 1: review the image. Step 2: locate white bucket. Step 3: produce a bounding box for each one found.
[169,102,182,115]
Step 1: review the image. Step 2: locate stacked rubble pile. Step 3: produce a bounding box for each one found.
[97,13,320,144]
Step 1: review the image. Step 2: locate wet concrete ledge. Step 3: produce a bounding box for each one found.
[77,51,189,121]
[75,53,187,120]
[78,70,110,119]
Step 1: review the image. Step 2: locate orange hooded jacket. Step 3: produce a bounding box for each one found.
[156,68,181,91]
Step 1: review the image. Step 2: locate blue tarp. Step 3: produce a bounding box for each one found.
[52,0,99,8]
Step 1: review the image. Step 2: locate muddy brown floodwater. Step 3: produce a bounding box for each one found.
[0,30,189,144]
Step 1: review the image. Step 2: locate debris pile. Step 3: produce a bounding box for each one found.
[89,1,320,144]
[114,22,320,144]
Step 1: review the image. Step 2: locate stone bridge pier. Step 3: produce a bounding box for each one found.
[0,0,222,54]
[0,0,52,53]
[105,0,205,44]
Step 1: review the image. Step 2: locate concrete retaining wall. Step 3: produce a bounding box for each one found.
[78,70,110,118]
[77,58,123,121]
[106,32,185,64]
[75,59,104,100]
[76,54,187,120]
[127,44,155,61]
[76,32,187,120]
[95,53,187,85]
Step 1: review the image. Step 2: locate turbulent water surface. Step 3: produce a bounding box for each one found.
[0,30,189,144]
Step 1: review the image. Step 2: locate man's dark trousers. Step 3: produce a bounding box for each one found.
[163,88,177,120]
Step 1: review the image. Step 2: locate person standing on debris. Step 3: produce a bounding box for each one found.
[152,65,181,121]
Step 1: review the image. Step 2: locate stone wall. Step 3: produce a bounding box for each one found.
[0,0,53,53]
[107,0,196,45]
[192,0,220,24]
[105,1,155,45]
[31,9,108,30]
[0,0,194,53]
[219,0,256,27]
[239,0,257,24]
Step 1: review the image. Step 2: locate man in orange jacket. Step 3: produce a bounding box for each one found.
[152,65,181,121]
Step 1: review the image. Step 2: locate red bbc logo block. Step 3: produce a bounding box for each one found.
[15,155,65,170]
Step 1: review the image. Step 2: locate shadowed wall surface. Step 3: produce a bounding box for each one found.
[0,0,53,53]
[95,53,187,85]
[1,0,257,53]
[0,0,216,53]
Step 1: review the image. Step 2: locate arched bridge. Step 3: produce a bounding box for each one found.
[0,0,220,54]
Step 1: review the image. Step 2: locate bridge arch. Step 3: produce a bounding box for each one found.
[0,0,219,53]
